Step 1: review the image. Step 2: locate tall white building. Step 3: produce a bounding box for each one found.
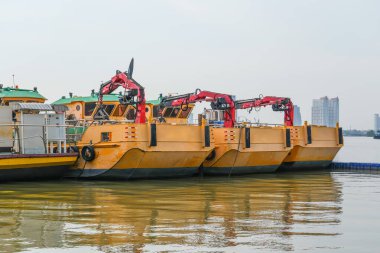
[375,114,380,132]
[293,105,302,126]
[311,96,339,127]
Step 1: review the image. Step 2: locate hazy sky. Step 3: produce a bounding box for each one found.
[1,0,379,129]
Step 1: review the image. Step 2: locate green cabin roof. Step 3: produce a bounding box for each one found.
[0,87,46,100]
[146,94,163,105]
[53,92,164,106]
[146,98,161,105]
[52,90,165,106]
[52,94,120,105]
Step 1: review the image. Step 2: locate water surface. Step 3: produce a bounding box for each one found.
[1,171,380,253]
[334,136,380,163]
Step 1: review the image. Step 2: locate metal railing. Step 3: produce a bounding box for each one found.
[0,123,69,155]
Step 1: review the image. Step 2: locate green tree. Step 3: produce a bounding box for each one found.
[367,130,375,137]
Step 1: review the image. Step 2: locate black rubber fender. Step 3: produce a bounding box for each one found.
[81,146,96,161]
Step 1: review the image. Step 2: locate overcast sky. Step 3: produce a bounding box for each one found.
[1,0,379,129]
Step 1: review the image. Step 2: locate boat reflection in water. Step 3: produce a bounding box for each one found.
[0,172,342,252]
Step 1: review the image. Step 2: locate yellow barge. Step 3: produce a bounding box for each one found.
[54,93,214,179]
[56,61,214,179]
[69,122,213,179]
[282,122,343,169]
[202,126,291,175]
[0,153,77,181]
[0,85,77,181]
[233,95,343,171]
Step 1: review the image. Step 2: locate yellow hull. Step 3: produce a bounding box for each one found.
[203,126,291,175]
[281,125,343,169]
[0,154,77,182]
[70,123,214,179]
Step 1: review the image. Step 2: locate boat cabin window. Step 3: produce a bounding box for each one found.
[126,107,136,121]
[170,108,180,117]
[93,104,115,118]
[178,107,193,118]
[85,102,96,116]
[103,104,115,115]
[101,132,112,142]
[163,107,180,118]
[152,105,160,117]
[163,107,173,117]
[112,104,128,117]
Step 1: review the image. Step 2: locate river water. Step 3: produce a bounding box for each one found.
[334,136,380,163]
[0,137,379,253]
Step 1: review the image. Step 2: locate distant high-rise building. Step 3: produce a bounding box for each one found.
[311,96,339,127]
[293,105,302,126]
[375,114,380,131]
[328,97,339,127]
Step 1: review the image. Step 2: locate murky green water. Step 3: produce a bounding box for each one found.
[1,171,380,253]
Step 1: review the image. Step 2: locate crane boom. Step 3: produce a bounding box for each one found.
[162,90,236,128]
[98,58,146,123]
[235,96,294,126]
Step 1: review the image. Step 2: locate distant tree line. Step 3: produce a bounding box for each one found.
[343,129,375,137]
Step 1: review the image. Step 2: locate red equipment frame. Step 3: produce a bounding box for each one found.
[162,90,236,128]
[98,59,146,124]
[235,96,294,126]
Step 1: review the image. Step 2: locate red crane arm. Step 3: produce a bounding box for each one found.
[162,90,236,128]
[235,96,294,126]
[98,59,146,123]
[100,71,142,96]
